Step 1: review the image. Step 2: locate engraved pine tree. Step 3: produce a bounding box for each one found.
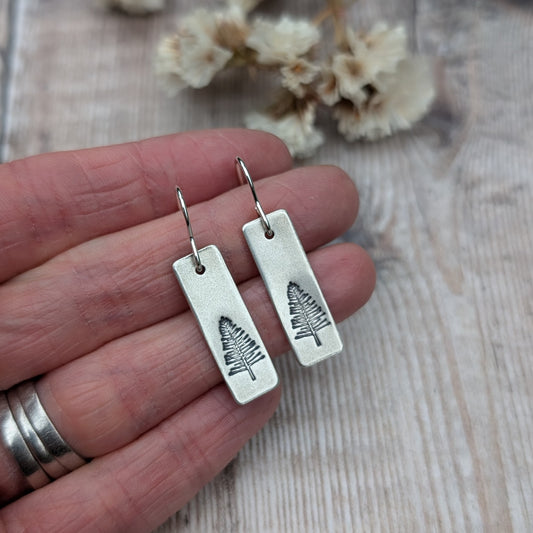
[287,282,331,347]
[219,316,265,381]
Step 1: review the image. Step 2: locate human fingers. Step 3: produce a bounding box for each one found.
[0,167,359,388]
[0,129,292,283]
[33,243,374,458]
[0,385,281,533]
[0,243,374,502]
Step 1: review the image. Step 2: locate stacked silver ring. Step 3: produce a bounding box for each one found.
[0,381,87,503]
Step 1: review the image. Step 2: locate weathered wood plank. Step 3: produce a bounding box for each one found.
[0,0,15,161]
[3,1,533,532]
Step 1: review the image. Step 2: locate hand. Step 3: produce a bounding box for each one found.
[0,129,375,531]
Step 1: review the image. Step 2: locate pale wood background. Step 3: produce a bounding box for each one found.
[1,0,532,531]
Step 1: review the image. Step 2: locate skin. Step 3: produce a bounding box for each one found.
[0,129,375,532]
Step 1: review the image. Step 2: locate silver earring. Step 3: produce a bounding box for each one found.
[172,187,278,404]
[237,158,343,366]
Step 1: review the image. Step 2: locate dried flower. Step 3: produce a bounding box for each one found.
[333,58,435,141]
[155,6,248,94]
[245,93,324,158]
[316,68,340,106]
[155,33,233,93]
[330,53,368,105]
[345,22,407,79]
[155,36,187,96]
[326,22,407,107]
[181,39,233,88]
[281,59,320,98]
[181,6,249,50]
[102,0,165,15]
[246,16,321,65]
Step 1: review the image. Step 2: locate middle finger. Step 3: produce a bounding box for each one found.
[0,166,358,388]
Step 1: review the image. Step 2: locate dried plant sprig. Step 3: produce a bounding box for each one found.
[154,1,435,158]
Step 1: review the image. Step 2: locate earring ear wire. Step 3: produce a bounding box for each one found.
[235,158,274,238]
[172,186,279,404]
[238,157,343,367]
[176,187,204,274]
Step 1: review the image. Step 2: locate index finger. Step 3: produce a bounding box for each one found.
[0,129,291,282]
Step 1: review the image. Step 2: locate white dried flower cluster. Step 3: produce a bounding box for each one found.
[102,0,165,15]
[320,23,435,141]
[154,3,435,158]
[333,58,434,141]
[156,5,249,94]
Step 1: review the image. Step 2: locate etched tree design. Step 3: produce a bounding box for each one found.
[287,282,331,347]
[219,316,265,381]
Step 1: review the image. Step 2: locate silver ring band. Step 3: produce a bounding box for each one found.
[0,393,50,490]
[6,389,70,479]
[17,382,86,471]
[0,381,88,503]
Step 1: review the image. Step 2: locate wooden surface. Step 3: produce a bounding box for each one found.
[2,0,532,531]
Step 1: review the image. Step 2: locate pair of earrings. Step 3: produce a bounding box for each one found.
[172,158,343,404]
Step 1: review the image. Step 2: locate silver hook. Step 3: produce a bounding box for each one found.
[235,157,274,238]
[176,187,205,274]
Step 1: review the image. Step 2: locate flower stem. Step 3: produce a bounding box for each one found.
[314,0,357,48]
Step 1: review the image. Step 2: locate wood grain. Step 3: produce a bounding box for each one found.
[2,0,532,531]
[0,0,14,159]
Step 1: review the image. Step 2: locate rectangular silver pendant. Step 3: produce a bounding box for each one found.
[173,245,278,404]
[243,210,343,366]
